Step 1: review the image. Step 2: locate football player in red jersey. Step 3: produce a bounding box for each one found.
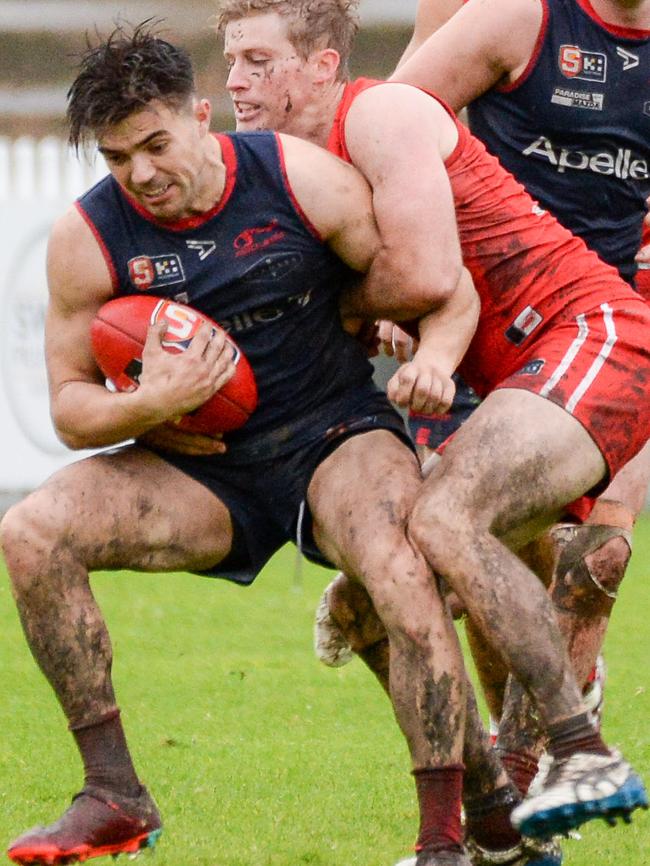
[1,22,492,866]
[215,2,650,863]
[386,0,650,810]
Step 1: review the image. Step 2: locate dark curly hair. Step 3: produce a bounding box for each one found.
[67,20,196,150]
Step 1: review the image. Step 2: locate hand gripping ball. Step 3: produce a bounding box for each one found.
[90,295,257,433]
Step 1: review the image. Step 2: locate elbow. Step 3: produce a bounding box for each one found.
[389,256,461,320]
[50,409,94,451]
[54,426,89,451]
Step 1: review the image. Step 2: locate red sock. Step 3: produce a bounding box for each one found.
[413,765,464,853]
[496,749,540,796]
[70,709,141,797]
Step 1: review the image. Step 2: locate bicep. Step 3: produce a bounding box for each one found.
[278,134,381,272]
[344,88,463,279]
[45,208,115,399]
[392,0,542,112]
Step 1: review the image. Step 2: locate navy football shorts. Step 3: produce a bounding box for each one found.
[408,374,481,451]
[151,386,413,586]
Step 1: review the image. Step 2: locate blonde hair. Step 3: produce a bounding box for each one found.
[214,0,359,78]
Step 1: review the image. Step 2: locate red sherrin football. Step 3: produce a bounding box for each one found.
[90,295,258,433]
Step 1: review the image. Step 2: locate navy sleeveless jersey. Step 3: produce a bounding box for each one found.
[467,0,650,284]
[76,131,375,457]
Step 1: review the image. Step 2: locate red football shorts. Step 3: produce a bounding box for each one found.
[437,298,649,522]
[495,298,650,518]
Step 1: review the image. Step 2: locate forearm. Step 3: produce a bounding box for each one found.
[413,267,479,375]
[384,268,479,415]
[51,381,172,450]
[341,246,460,322]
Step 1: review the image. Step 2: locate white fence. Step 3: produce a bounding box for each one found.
[0,137,107,492]
[0,136,106,201]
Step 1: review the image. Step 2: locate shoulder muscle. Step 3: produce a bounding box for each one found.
[392,0,545,111]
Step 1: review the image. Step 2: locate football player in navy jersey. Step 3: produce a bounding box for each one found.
[0,22,489,866]
[388,0,650,800]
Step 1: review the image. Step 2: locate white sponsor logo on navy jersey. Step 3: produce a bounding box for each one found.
[551,88,604,111]
[522,136,649,179]
[616,47,639,70]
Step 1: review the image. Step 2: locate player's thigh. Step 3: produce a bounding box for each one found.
[307,429,421,577]
[597,439,650,518]
[420,388,607,538]
[7,445,233,572]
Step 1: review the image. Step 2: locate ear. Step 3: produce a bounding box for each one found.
[311,48,341,84]
[194,98,213,135]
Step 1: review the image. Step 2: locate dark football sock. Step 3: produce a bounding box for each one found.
[413,764,464,854]
[70,709,141,797]
[464,783,522,851]
[547,712,609,761]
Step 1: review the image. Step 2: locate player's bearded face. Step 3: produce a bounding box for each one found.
[224,12,317,134]
[99,101,215,222]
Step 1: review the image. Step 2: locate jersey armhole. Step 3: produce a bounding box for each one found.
[74,200,120,292]
[497,0,550,93]
[273,132,323,241]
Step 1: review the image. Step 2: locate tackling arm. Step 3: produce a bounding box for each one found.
[278,129,479,414]
[339,83,464,322]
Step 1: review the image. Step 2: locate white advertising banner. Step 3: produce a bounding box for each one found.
[0,137,106,491]
[0,202,92,488]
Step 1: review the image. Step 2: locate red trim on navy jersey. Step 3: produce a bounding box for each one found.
[499,0,550,92]
[576,0,650,39]
[74,201,119,291]
[118,133,237,233]
[274,132,323,240]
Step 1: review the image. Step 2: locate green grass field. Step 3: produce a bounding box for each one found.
[1,516,649,866]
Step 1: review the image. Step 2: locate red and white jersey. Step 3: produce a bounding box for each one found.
[327,78,641,397]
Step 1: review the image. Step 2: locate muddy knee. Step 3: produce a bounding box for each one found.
[409,493,466,564]
[0,497,62,594]
[550,523,631,617]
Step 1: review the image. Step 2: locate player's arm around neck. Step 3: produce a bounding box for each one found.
[392,0,543,113]
[339,83,463,321]
[46,208,228,450]
[277,132,382,272]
